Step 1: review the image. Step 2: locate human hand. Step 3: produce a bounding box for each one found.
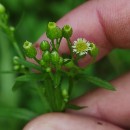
[23,0,130,129]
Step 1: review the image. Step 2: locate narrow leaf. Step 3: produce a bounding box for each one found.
[15,73,45,82]
[0,107,37,121]
[67,104,86,110]
[83,75,116,91]
[12,81,25,91]
[17,58,42,71]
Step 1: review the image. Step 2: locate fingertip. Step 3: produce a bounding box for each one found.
[23,113,123,130]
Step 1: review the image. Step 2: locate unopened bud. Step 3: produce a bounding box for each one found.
[40,59,46,66]
[45,67,51,72]
[13,56,19,64]
[42,51,50,62]
[10,26,15,32]
[62,89,69,102]
[23,41,37,58]
[89,43,99,57]
[62,25,73,38]
[46,22,62,40]
[51,51,60,64]
[13,65,20,71]
[40,40,50,51]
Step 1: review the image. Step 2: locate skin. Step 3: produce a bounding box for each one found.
[24,0,130,129]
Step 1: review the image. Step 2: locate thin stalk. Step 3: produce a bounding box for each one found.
[1,20,24,59]
[56,37,62,50]
[66,38,73,58]
[12,40,24,59]
[33,57,40,64]
[51,40,56,50]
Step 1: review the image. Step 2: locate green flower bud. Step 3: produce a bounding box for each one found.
[13,56,19,64]
[62,89,69,102]
[46,22,62,40]
[45,67,51,73]
[20,65,25,69]
[42,51,50,62]
[51,51,60,64]
[62,25,73,38]
[40,40,50,51]
[23,41,37,58]
[13,65,20,71]
[40,59,46,66]
[89,43,99,57]
[0,4,5,14]
[10,26,15,32]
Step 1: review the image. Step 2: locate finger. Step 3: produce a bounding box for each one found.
[69,72,130,129]
[23,113,124,130]
[36,0,130,66]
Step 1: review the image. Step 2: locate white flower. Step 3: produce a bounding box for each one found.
[72,38,92,56]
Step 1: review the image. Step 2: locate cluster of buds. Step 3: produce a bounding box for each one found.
[13,56,25,71]
[23,22,98,67]
[22,22,99,103]
[0,3,15,35]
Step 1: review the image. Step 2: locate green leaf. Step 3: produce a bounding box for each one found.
[15,73,45,82]
[83,75,116,91]
[0,107,37,121]
[12,81,25,91]
[67,104,86,110]
[17,58,42,71]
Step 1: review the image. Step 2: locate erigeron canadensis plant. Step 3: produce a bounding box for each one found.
[0,3,115,120]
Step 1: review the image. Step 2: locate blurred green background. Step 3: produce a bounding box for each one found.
[0,0,130,129]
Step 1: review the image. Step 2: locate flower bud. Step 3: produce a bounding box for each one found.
[10,26,15,32]
[62,25,73,38]
[89,43,99,57]
[40,59,46,66]
[0,4,5,14]
[62,89,69,102]
[45,67,51,73]
[46,22,62,40]
[42,51,50,62]
[40,40,50,51]
[20,65,25,69]
[23,41,37,58]
[13,65,20,71]
[13,56,19,64]
[51,51,60,64]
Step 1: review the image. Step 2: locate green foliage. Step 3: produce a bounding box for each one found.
[82,75,115,91]
[0,107,37,121]
[1,0,130,130]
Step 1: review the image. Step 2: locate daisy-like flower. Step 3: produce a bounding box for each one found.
[72,38,92,56]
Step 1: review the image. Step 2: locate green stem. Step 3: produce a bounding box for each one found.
[66,38,73,58]
[58,37,62,44]
[51,40,56,50]
[12,40,24,59]
[1,21,24,59]
[33,57,40,64]
[56,37,62,50]
[69,76,74,99]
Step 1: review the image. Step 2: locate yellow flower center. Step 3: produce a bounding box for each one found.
[76,42,88,52]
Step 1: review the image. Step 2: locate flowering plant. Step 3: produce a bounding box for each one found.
[0,3,115,120]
